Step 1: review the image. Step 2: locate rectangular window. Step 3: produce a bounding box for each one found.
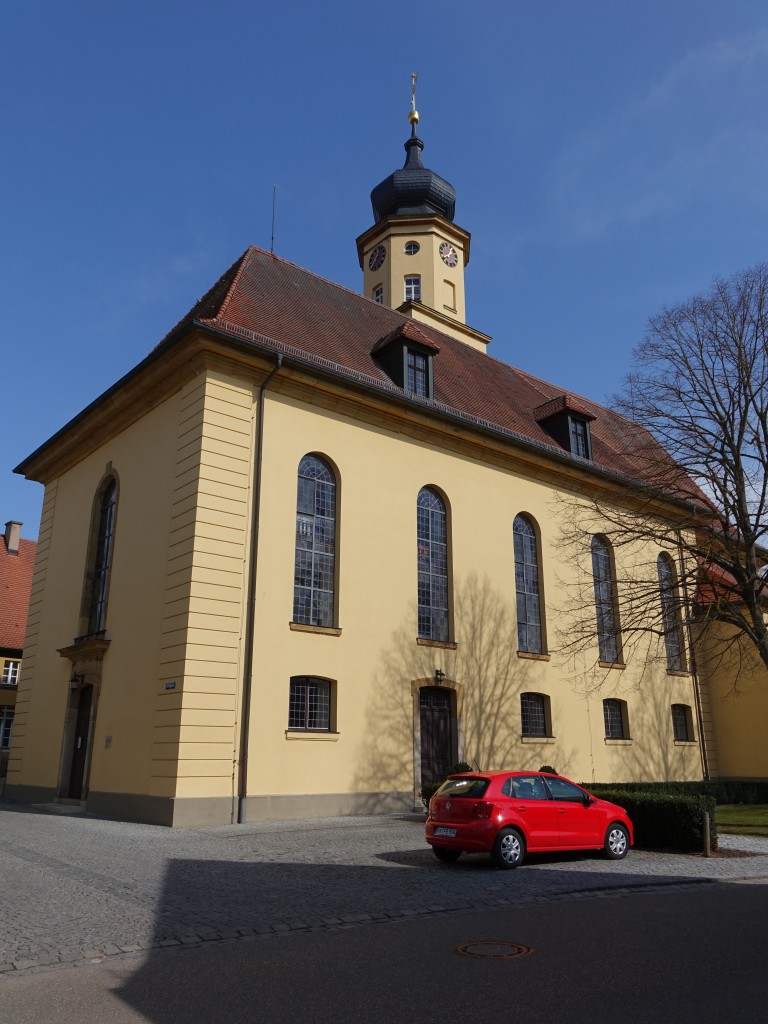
[373,285,383,304]
[288,677,332,731]
[1,660,20,687]
[672,704,693,741]
[0,707,13,750]
[603,699,627,739]
[407,349,428,397]
[570,417,591,459]
[521,693,547,737]
[404,275,421,303]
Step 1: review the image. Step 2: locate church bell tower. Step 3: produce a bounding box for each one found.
[356,77,490,352]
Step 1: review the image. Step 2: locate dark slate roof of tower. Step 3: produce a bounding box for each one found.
[370,125,456,223]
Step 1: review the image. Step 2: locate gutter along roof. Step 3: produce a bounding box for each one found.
[17,246,690,503]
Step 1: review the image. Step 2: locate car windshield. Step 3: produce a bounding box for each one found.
[435,777,490,799]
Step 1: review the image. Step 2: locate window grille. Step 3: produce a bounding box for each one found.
[86,479,117,636]
[417,488,449,642]
[658,554,685,671]
[521,693,547,737]
[0,707,13,750]
[603,699,626,739]
[288,677,331,731]
[293,455,337,627]
[592,536,621,663]
[672,704,692,741]
[514,515,542,653]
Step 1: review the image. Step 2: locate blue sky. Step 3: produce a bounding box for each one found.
[3,0,768,538]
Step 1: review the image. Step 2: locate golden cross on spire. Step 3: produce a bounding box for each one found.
[409,71,419,125]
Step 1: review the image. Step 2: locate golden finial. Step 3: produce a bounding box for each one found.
[409,71,419,125]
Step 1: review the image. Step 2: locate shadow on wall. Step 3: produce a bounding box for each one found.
[348,573,579,809]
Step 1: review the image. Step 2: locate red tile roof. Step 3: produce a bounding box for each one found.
[165,246,670,487]
[0,536,36,652]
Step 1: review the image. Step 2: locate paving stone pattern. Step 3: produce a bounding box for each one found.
[1,802,767,976]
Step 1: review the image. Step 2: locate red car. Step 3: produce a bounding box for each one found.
[426,770,633,869]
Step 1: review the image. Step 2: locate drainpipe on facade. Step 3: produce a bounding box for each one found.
[677,530,709,780]
[237,354,283,824]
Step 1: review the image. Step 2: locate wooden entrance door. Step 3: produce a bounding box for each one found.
[67,685,93,799]
[419,687,454,786]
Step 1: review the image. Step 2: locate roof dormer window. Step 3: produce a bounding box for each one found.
[407,349,429,397]
[371,321,440,401]
[534,394,596,462]
[569,416,592,459]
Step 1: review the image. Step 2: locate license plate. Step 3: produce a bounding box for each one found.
[434,827,457,837]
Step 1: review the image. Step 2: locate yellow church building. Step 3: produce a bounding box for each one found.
[7,106,744,826]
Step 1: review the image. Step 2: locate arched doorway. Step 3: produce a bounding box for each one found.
[419,686,455,786]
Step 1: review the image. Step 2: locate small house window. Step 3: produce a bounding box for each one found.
[288,676,333,731]
[404,276,421,302]
[0,706,14,750]
[672,704,693,742]
[1,660,20,687]
[603,699,629,740]
[521,692,550,737]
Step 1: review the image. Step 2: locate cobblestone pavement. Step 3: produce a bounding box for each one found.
[1,801,767,977]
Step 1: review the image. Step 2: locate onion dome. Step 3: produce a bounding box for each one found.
[370,121,456,224]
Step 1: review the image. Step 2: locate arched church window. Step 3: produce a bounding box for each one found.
[293,455,337,627]
[417,487,449,642]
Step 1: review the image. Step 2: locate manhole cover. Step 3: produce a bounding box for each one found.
[452,941,534,960]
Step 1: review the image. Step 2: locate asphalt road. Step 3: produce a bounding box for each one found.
[2,882,766,1024]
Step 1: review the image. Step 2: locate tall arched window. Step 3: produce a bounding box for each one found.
[591,535,621,664]
[85,478,117,636]
[513,514,543,653]
[657,553,685,671]
[417,487,449,641]
[293,455,337,627]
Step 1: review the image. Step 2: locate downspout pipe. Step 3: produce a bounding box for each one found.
[237,354,283,824]
[677,530,709,780]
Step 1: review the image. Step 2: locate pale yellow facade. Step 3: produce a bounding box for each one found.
[7,327,707,825]
[694,623,768,779]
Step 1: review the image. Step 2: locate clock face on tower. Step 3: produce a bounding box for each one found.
[439,241,458,267]
[368,244,386,271]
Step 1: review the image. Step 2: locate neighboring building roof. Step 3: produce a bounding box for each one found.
[166,245,663,484]
[0,535,36,652]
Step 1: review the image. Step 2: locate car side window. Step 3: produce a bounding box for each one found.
[504,775,549,800]
[546,777,586,802]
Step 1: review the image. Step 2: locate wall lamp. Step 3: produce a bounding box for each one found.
[69,673,84,691]
[434,668,445,685]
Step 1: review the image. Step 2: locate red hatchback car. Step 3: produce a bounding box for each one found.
[426,771,633,869]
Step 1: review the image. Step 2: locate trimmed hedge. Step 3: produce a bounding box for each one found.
[590,787,717,852]
[585,779,768,805]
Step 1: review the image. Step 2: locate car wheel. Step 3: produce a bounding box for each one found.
[432,846,461,863]
[604,823,630,859]
[491,827,525,869]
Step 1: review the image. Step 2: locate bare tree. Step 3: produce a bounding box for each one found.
[556,263,768,682]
